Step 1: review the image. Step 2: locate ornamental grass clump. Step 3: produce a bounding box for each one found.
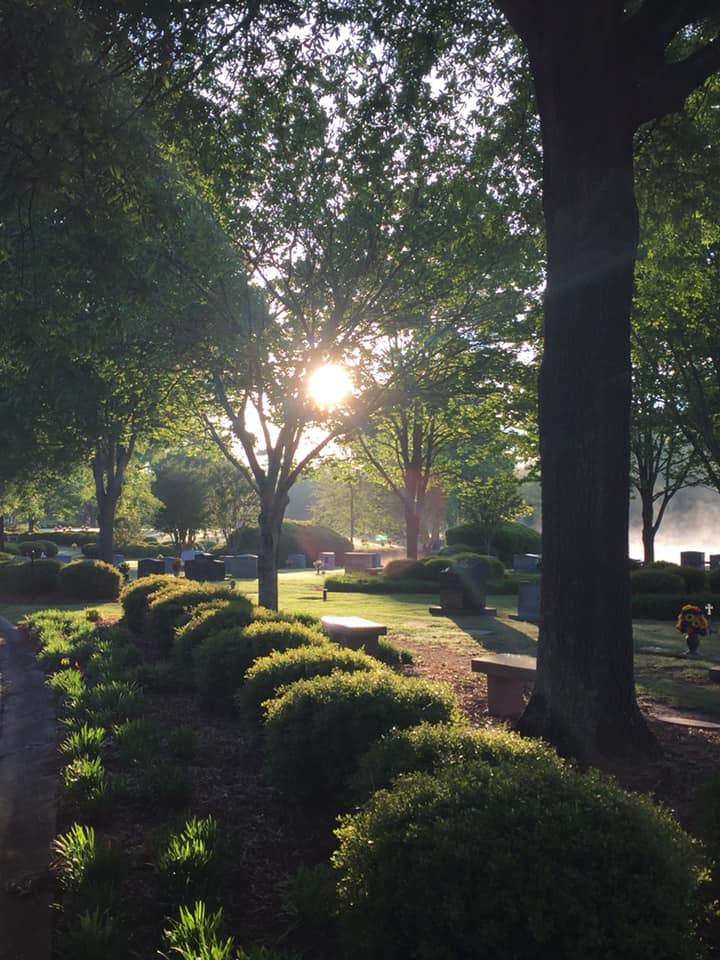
[263,672,460,801]
[158,816,221,905]
[237,644,382,723]
[332,760,707,960]
[351,722,564,801]
[192,620,327,711]
[60,724,106,760]
[54,823,125,906]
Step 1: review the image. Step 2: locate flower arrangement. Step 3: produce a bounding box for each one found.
[675,603,709,653]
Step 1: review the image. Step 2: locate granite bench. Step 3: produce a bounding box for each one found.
[321,616,388,657]
[471,653,537,717]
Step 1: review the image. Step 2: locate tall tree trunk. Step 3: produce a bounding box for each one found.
[93,442,132,564]
[0,513,5,553]
[641,496,655,564]
[405,505,421,560]
[257,490,289,610]
[515,30,655,760]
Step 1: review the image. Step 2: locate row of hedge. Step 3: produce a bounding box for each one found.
[0,558,123,600]
[31,578,711,959]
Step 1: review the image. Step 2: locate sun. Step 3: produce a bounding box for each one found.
[306,363,353,409]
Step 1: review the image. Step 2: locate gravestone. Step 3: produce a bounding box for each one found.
[222,555,258,579]
[710,555,720,571]
[286,553,306,569]
[113,554,125,567]
[163,556,177,574]
[517,580,541,624]
[681,551,705,569]
[138,557,165,578]
[513,553,542,573]
[438,559,489,612]
[185,554,225,581]
[344,552,379,573]
[319,551,336,570]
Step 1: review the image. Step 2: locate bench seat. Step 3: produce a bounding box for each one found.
[471,653,537,717]
[321,616,387,657]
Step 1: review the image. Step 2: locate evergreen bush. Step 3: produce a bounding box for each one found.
[631,592,720,620]
[227,519,352,567]
[19,538,58,557]
[144,582,237,653]
[174,598,254,674]
[192,620,326,710]
[333,760,706,960]
[119,575,177,634]
[0,558,60,595]
[237,644,382,722]
[630,568,685,595]
[57,560,123,601]
[351,722,563,801]
[263,672,460,800]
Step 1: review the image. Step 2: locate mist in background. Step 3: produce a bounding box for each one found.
[628,484,720,563]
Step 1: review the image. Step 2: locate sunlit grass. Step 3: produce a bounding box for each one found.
[5,569,720,717]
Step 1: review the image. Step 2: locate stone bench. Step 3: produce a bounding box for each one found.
[471,653,537,717]
[321,616,388,657]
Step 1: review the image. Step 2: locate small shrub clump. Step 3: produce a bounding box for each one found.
[0,558,60,596]
[174,598,254,674]
[630,568,685,595]
[263,671,460,800]
[351,722,563,800]
[145,582,238,653]
[57,560,123,601]
[333,760,707,960]
[237,644,382,722]
[119,575,177,634]
[192,620,326,711]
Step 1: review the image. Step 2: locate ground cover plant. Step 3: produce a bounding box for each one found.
[20,586,720,957]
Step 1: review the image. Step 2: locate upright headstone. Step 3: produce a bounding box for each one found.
[286,553,307,569]
[681,551,705,570]
[222,555,258,578]
[513,553,542,573]
[711,555,720,571]
[319,551,336,570]
[438,559,489,611]
[517,580,541,624]
[344,552,377,573]
[138,557,165,578]
[185,554,225,581]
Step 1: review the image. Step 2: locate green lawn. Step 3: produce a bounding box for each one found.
[2,568,719,716]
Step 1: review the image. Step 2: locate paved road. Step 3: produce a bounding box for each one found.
[0,618,56,960]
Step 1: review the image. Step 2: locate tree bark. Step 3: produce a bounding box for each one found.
[405,505,421,560]
[93,443,132,565]
[641,496,655,564]
[257,490,289,610]
[512,15,655,760]
[0,513,5,553]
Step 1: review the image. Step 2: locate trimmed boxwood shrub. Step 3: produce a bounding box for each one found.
[57,560,123,601]
[20,531,96,547]
[19,539,58,557]
[115,541,176,558]
[227,519,352,567]
[643,561,707,590]
[192,620,326,710]
[631,592,720,620]
[325,575,437,595]
[351,722,563,801]
[446,520,541,565]
[263,672,460,800]
[119,575,178,634]
[237,644,383,722]
[174,598,254,674]
[0,558,60,595]
[144,582,237,653]
[333,760,706,960]
[383,559,419,578]
[630,568,685,595]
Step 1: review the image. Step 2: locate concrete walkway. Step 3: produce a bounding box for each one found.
[0,617,56,960]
